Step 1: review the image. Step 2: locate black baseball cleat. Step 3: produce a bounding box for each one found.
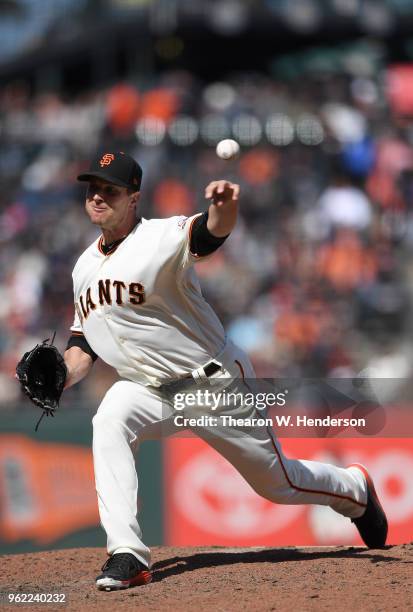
[96,553,152,591]
[349,463,388,548]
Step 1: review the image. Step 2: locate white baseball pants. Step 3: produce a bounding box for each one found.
[92,340,367,568]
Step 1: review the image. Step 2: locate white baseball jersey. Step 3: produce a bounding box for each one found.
[70,215,226,386]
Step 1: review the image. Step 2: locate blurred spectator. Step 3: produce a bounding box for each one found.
[316,229,377,292]
[316,166,373,238]
[106,84,140,136]
[153,179,194,217]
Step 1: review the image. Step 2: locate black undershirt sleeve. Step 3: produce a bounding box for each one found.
[189,211,229,257]
[66,334,98,362]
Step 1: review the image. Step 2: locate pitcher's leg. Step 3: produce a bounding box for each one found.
[200,423,367,519]
[213,345,368,518]
[265,429,367,517]
[93,380,166,568]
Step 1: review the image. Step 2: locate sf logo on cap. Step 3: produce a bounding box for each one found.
[100,153,115,167]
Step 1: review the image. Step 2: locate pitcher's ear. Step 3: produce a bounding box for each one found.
[130,191,140,206]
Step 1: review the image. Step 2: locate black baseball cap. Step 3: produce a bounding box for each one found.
[77,151,142,191]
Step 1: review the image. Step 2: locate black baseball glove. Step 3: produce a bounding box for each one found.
[16,335,67,430]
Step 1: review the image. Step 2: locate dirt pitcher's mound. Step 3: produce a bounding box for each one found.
[1,545,412,611]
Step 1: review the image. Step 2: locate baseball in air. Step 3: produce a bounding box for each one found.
[216,139,240,160]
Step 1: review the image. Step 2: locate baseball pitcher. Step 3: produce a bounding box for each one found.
[25,151,387,591]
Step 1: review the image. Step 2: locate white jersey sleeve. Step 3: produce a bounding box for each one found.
[70,302,84,335]
[166,213,222,269]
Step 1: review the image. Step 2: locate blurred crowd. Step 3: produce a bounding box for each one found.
[2,66,413,408]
